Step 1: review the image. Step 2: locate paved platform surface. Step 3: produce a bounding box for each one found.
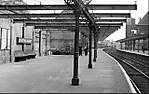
[0,49,136,93]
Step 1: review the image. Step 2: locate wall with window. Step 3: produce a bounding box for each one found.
[0,18,11,64]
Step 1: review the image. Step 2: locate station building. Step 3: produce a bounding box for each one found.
[0,0,78,64]
[0,0,50,64]
[118,11,149,54]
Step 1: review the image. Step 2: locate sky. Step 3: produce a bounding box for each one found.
[24,0,148,41]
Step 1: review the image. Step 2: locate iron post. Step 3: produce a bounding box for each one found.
[88,23,93,69]
[22,24,25,52]
[93,28,97,62]
[9,19,13,62]
[72,10,80,85]
[39,30,42,56]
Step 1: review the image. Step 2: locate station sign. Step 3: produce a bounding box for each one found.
[16,37,32,45]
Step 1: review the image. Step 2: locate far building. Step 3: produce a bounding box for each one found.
[117,11,149,54]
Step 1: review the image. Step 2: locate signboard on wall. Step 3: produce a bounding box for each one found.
[16,37,32,45]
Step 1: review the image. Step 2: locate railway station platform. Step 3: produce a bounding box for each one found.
[0,49,136,93]
[117,49,149,56]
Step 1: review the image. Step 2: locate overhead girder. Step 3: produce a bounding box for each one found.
[40,26,120,32]
[96,19,126,22]
[25,22,123,26]
[69,0,97,31]
[102,31,116,40]
[98,26,119,40]
[100,27,119,31]
[0,4,137,10]
[98,30,115,41]
[100,26,120,28]
[46,27,90,32]
[13,18,126,23]
[35,25,121,29]
[0,13,130,18]
[40,29,88,37]
[132,24,149,30]
[99,28,118,35]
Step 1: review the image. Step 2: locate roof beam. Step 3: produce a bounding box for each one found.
[0,13,130,18]
[25,22,123,26]
[100,27,120,30]
[98,29,117,41]
[34,25,121,29]
[0,4,137,10]
[13,18,126,23]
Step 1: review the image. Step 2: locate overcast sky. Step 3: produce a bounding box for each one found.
[24,0,148,41]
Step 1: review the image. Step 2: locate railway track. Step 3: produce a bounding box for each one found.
[103,48,149,94]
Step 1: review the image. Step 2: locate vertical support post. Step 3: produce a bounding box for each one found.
[49,31,51,55]
[131,41,132,50]
[22,24,25,52]
[32,30,34,51]
[124,42,126,50]
[143,38,145,53]
[93,28,97,62]
[120,42,122,49]
[138,39,140,52]
[39,30,42,56]
[72,10,80,86]
[88,23,93,69]
[9,19,13,62]
[0,28,2,49]
[133,40,135,51]
[6,29,8,49]
[45,31,48,56]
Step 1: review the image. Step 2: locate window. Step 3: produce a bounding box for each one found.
[0,28,10,49]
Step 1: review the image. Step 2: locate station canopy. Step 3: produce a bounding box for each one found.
[0,0,137,41]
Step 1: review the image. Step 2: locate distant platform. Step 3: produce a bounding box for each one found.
[117,49,149,57]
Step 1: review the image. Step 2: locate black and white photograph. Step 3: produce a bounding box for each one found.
[0,0,148,93]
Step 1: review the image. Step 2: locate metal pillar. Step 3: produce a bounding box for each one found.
[0,28,2,49]
[72,10,80,86]
[133,40,135,51]
[39,30,42,56]
[88,23,93,69]
[143,38,145,53]
[6,29,8,49]
[138,39,140,52]
[49,31,52,55]
[93,29,97,62]
[22,24,25,52]
[120,42,122,49]
[32,30,34,51]
[9,19,13,62]
[45,31,48,56]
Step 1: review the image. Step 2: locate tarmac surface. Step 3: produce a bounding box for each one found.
[0,49,136,93]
